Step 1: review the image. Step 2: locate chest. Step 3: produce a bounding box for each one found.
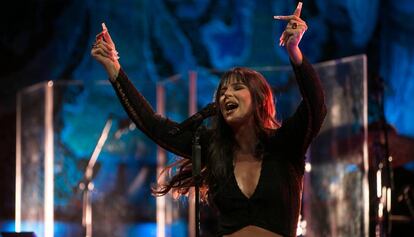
[230,152,304,199]
[213,153,304,211]
[233,153,262,199]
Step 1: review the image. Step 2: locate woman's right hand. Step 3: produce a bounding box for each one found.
[91,23,121,80]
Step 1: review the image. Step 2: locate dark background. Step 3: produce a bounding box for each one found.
[1,0,414,235]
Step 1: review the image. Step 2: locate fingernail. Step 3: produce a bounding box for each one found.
[274,16,280,19]
[297,2,303,9]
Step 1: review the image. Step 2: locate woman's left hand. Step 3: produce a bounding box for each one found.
[274,2,307,64]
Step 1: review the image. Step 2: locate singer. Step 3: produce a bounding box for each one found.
[91,2,326,237]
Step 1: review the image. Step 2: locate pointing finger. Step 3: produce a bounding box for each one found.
[102,22,108,32]
[102,23,115,46]
[293,2,302,17]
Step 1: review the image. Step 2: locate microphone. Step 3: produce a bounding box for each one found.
[169,102,217,136]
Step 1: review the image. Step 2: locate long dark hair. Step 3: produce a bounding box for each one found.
[152,67,280,202]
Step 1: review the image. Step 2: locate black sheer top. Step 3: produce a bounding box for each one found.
[109,57,327,237]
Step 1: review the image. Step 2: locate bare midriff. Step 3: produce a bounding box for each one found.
[223,225,284,237]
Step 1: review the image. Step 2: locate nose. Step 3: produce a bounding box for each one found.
[223,89,233,98]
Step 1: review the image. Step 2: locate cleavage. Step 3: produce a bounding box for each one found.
[233,153,263,199]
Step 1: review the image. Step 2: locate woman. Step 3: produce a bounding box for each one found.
[91,2,326,237]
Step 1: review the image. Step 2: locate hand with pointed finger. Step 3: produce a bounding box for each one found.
[91,23,121,81]
[274,2,307,64]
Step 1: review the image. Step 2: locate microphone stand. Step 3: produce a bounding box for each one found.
[167,103,215,237]
[192,125,203,237]
[80,117,113,237]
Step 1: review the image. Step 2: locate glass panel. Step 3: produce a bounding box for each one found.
[18,83,47,236]
[304,55,368,237]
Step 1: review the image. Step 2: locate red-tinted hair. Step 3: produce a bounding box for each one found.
[152,67,280,202]
[216,67,280,130]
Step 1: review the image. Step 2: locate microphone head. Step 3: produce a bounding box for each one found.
[201,102,217,117]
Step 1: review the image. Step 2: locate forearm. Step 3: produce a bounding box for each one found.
[287,46,303,66]
[110,69,193,158]
[291,57,327,135]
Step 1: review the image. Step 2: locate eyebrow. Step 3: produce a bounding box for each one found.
[220,82,245,91]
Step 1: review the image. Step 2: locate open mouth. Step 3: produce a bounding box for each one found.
[225,102,238,113]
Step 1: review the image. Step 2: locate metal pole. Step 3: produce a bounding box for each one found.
[81,117,112,237]
[156,84,167,237]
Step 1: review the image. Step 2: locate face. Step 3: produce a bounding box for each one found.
[219,79,254,128]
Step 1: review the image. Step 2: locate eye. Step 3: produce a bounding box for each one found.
[234,86,243,90]
[234,84,246,90]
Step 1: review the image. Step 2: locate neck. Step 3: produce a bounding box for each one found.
[231,116,258,154]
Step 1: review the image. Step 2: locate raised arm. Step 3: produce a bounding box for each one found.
[274,2,327,156]
[91,23,194,158]
[287,57,327,153]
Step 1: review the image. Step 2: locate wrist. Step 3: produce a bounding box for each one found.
[106,62,120,82]
[287,46,303,65]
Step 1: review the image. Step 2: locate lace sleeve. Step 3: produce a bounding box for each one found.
[110,69,195,159]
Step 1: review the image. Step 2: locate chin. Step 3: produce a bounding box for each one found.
[224,116,244,126]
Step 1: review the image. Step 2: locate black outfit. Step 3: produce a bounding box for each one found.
[110,57,326,237]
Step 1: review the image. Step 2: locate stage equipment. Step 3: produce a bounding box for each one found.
[79,116,113,237]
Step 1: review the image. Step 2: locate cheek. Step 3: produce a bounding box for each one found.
[246,101,254,113]
[242,93,253,110]
[218,97,225,110]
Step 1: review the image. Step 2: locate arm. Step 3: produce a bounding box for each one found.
[283,57,327,155]
[274,2,327,155]
[110,69,194,158]
[91,23,193,158]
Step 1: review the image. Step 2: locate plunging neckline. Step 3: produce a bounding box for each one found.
[232,156,265,200]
